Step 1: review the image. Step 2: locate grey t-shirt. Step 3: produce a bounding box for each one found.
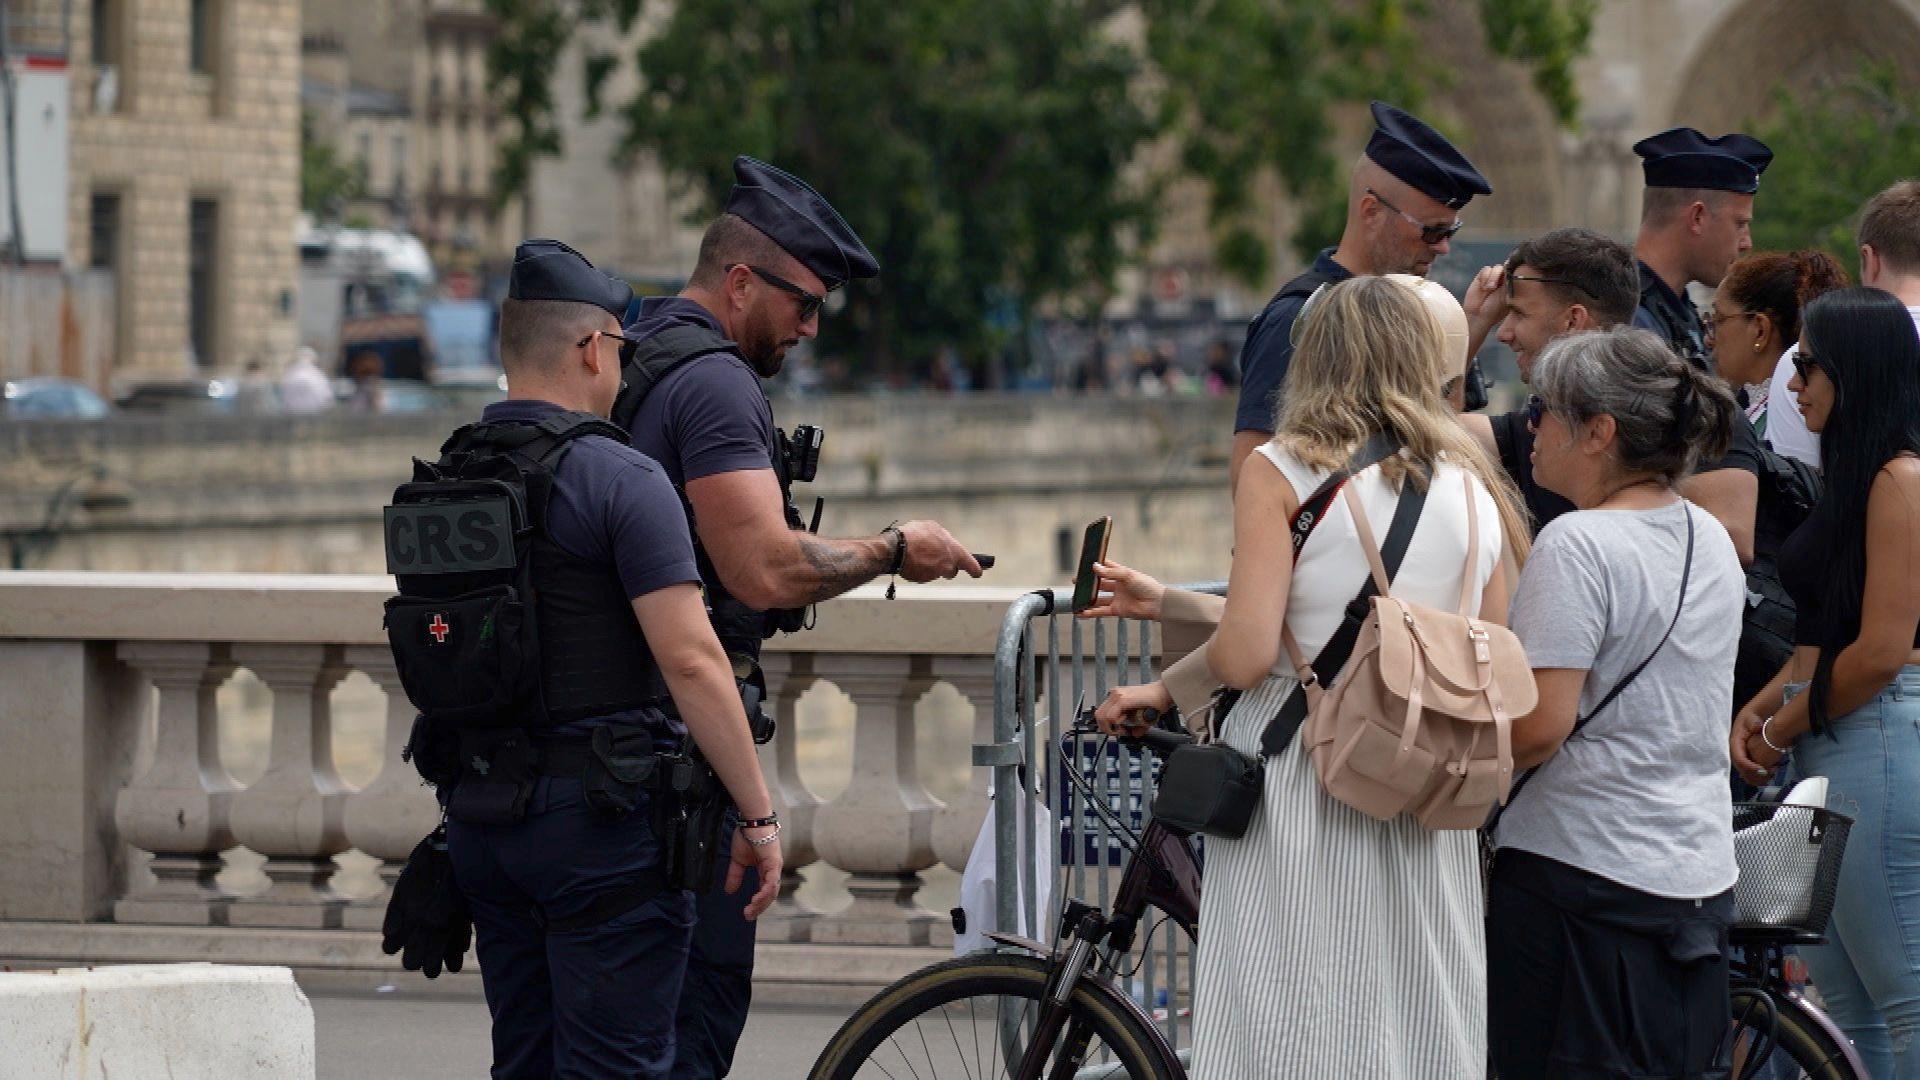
[1498,500,1743,898]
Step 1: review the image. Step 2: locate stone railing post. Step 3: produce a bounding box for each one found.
[756,651,821,939]
[810,654,943,946]
[930,656,997,874]
[340,647,440,931]
[227,644,353,928]
[113,642,240,926]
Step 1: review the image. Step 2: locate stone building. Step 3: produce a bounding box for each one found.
[300,33,411,230]
[7,0,301,376]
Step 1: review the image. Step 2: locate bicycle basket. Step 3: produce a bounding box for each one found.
[1731,801,1852,935]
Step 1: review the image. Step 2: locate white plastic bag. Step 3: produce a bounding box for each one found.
[1734,776,1831,927]
[954,797,1056,954]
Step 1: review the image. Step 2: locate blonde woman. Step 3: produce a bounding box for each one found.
[1092,276,1529,1077]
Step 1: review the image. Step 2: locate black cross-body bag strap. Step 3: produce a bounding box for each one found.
[1259,452,1429,757]
[1488,505,1697,828]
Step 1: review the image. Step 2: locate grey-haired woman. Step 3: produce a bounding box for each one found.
[1490,325,1748,1078]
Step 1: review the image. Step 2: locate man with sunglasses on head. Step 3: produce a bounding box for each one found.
[1229,101,1491,490]
[1457,228,1641,531]
[613,155,981,1079]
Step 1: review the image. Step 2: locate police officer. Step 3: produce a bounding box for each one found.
[614,157,981,1078]
[1629,127,1774,368]
[1231,101,1492,489]
[439,241,783,1077]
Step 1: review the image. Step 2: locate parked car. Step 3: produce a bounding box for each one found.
[2,377,113,419]
[114,377,241,415]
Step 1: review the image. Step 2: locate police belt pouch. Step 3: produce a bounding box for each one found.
[582,724,657,820]
[1151,740,1263,838]
[386,583,530,725]
[446,727,538,825]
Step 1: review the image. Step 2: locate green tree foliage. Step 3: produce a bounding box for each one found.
[486,0,1593,373]
[300,110,362,219]
[1751,63,1920,269]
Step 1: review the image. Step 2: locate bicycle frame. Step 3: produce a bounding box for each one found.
[1729,938,1867,1080]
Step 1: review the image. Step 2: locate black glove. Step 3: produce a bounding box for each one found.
[381,825,472,979]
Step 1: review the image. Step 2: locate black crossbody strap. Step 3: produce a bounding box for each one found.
[1288,431,1402,557]
[1491,505,1697,825]
[1259,459,1428,757]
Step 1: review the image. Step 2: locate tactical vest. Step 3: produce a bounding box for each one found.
[383,411,672,730]
[610,322,814,661]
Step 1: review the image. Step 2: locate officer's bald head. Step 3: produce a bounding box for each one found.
[498,298,618,376]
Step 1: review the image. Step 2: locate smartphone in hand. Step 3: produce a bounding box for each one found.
[1069,517,1113,613]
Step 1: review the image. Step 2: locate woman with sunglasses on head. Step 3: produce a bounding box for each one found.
[1091,276,1529,1077]
[1709,252,1850,755]
[1487,326,1747,1079]
[1733,286,1920,1080]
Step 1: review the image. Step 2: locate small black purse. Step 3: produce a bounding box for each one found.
[1151,728,1264,838]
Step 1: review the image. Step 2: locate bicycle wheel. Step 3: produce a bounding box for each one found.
[810,951,1182,1080]
[1728,988,1862,1079]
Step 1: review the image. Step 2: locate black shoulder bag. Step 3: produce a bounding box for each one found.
[1151,433,1419,838]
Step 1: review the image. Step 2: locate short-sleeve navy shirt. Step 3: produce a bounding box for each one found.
[621,298,778,492]
[477,399,700,735]
[1233,249,1354,434]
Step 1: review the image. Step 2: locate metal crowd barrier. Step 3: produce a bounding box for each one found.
[982,582,1227,1056]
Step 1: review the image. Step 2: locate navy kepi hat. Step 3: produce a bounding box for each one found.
[724,156,880,289]
[508,238,632,317]
[1634,127,1772,193]
[1365,102,1492,211]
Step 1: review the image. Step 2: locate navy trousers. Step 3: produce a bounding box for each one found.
[448,778,696,1079]
[670,820,757,1079]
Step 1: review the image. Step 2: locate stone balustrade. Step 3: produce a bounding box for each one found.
[0,572,1044,999]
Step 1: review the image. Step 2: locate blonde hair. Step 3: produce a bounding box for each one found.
[1274,276,1532,560]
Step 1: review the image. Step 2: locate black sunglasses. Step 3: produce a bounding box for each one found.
[577,328,647,364]
[1368,188,1464,245]
[739,264,826,320]
[1524,394,1548,432]
[1791,349,1823,384]
[1507,272,1595,301]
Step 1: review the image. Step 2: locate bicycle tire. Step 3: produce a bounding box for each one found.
[810,951,1183,1080]
[1729,987,1862,1079]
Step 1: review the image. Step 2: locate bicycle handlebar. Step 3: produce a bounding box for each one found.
[1073,707,1192,759]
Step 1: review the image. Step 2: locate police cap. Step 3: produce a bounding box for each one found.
[723,156,880,289]
[1633,127,1773,193]
[1364,101,1493,211]
[507,238,632,318]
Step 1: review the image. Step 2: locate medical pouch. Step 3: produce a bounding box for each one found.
[385,585,530,727]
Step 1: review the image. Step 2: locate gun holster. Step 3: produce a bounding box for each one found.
[739,665,775,745]
[656,750,730,893]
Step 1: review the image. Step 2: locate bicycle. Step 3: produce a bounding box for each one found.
[810,721,1868,1079]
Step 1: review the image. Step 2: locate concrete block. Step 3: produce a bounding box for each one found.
[0,964,314,1078]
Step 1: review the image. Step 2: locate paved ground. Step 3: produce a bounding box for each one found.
[312,989,854,1078]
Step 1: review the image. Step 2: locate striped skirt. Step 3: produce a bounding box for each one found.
[1187,675,1486,1079]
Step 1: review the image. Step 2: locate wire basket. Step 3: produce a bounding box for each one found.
[1731,801,1852,935]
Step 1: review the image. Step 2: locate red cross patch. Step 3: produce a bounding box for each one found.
[428,614,451,645]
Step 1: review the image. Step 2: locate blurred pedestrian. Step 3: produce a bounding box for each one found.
[1489,326,1746,1079]
[278,346,335,414]
[344,351,386,413]
[234,357,279,414]
[1202,338,1237,396]
[1230,102,1490,490]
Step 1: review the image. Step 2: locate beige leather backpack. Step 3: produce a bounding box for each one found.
[1286,471,1537,830]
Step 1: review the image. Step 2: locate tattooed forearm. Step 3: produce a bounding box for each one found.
[795,533,889,604]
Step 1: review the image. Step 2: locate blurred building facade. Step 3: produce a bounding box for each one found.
[7,0,300,375]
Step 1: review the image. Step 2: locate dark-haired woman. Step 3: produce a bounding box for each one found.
[1734,286,1920,1080]
[1489,326,1748,1079]
[1710,251,1850,733]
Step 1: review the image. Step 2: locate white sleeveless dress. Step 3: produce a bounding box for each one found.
[1187,441,1504,1079]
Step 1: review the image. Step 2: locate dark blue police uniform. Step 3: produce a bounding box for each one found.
[1235,102,1489,434]
[444,397,704,1078]
[1630,127,1774,371]
[616,156,882,1080]
[623,295,774,1080]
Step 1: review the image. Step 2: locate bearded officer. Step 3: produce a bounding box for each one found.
[443,240,783,1077]
[613,157,981,1078]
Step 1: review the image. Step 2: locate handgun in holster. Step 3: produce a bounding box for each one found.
[657,748,730,893]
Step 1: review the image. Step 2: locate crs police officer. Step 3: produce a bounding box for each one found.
[613,157,981,1078]
[393,240,783,1077]
[1629,127,1773,367]
[1230,102,1492,490]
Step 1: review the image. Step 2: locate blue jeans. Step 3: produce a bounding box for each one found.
[1788,667,1920,1080]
